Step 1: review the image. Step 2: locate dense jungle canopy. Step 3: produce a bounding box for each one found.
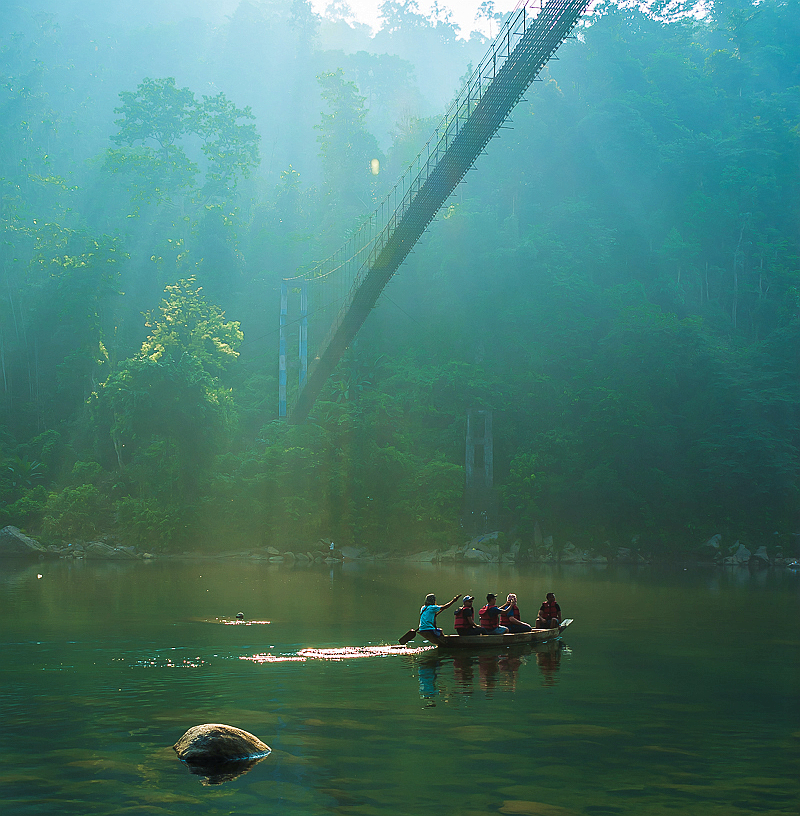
[0,0,798,556]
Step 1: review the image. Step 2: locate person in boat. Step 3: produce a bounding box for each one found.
[478,593,512,634]
[499,593,532,633]
[535,592,561,629]
[453,596,482,635]
[419,592,461,639]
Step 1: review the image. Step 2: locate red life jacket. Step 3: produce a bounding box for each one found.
[479,604,499,629]
[500,604,520,626]
[539,599,560,621]
[454,607,474,631]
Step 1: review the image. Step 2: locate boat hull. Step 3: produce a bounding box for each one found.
[423,619,572,648]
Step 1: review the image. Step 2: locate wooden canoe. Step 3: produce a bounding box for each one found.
[420,619,573,649]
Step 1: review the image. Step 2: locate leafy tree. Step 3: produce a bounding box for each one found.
[94,278,243,503]
[110,77,260,202]
[316,68,383,217]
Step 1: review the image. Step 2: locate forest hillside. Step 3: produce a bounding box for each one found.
[1,0,798,558]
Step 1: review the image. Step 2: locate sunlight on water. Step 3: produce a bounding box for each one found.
[242,644,432,662]
[131,656,210,669]
[189,617,272,625]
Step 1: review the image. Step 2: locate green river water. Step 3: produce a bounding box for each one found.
[0,558,798,816]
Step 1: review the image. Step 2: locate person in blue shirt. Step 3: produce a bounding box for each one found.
[418,592,461,639]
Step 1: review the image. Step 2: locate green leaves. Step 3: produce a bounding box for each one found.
[140,277,243,374]
[114,78,199,152]
[108,77,260,204]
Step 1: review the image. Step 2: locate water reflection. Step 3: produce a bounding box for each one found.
[180,755,268,786]
[414,640,570,702]
[534,639,566,686]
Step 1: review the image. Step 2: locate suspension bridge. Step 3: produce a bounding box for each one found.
[280,0,593,423]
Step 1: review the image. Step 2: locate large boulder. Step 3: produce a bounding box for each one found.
[538,535,556,561]
[438,545,461,561]
[463,547,493,562]
[698,534,723,561]
[83,541,138,560]
[615,547,648,564]
[0,526,49,558]
[405,550,439,562]
[467,532,500,554]
[750,545,770,566]
[560,542,587,563]
[174,724,271,763]
[723,542,751,565]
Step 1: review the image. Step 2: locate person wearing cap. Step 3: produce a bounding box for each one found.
[453,595,482,635]
[418,592,461,639]
[478,593,512,634]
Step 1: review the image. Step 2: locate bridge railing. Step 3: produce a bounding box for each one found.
[288,1,559,289]
[284,0,589,416]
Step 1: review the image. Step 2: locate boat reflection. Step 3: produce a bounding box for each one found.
[533,638,565,686]
[414,640,569,702]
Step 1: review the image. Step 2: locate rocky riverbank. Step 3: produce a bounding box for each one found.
[1,526,797,569]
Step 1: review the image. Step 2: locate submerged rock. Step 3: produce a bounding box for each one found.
[173,723,271,763]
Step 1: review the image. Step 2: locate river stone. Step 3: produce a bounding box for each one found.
[406,550,439,562]
[560,542,586,563]
[463,547,492,562]
[84,541,138,560]
[173,724,271,763]
[467,532,500,556]
[0,526,49,558]
[724,541,751,565]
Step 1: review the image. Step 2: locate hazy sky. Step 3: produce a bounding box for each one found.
[311,0,523,37]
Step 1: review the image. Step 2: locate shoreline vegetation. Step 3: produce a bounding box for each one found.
[2,526,797,570]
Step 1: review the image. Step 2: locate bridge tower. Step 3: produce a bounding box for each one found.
[464,410,498,534]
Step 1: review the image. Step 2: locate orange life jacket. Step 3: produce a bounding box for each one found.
[454,606,475,631]
[479,604,500,629]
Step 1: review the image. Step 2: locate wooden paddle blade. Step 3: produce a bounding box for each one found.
[398,629,417,645]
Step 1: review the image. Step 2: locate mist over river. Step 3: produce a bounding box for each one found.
[1,558,797,815]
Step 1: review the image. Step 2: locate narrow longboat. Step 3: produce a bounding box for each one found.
[419,619,573,649]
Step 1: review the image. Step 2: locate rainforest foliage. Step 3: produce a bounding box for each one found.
[0,0,798,556]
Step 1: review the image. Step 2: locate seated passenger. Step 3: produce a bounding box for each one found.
[453,596,482,635]
[478,593,510,634]
[499,593,532,633]
[535,592,562,629]
[418,592,461,640]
